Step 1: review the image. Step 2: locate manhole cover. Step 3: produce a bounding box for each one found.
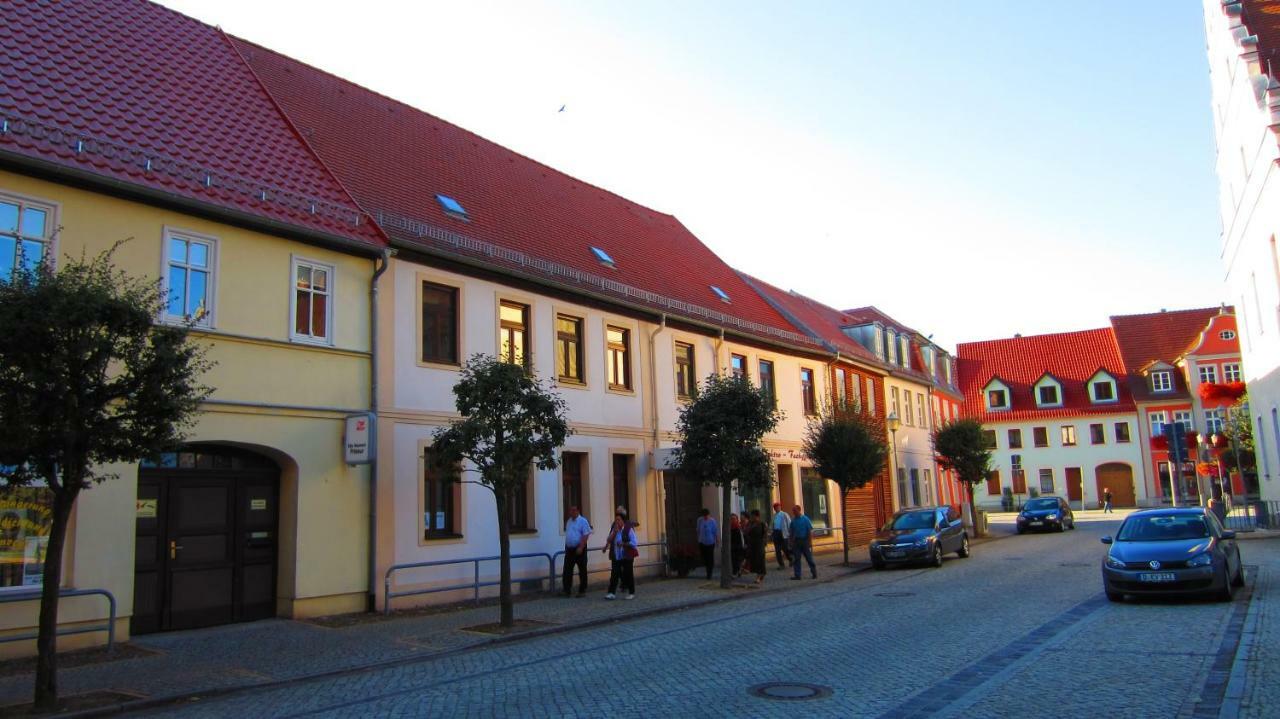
[1059,562,1091,567]
[874,591,915,597]
[748,682,833,701]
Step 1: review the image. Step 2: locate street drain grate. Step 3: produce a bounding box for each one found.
[874,591,916,597]
[1059,562,1091,567]
[748,682,833,701]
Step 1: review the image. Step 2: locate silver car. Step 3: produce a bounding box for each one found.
[1100,507,1244,602]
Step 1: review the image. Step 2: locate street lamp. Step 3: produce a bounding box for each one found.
[886,412,901,507]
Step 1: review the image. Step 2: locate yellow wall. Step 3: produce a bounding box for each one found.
[0,169,376,652]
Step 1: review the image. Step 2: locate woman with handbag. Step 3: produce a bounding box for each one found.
[729,513,746,578]
[601,510,638,600]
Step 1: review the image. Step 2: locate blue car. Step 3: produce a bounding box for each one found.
[1016,496,1075,533]
[1100,507,1244,602]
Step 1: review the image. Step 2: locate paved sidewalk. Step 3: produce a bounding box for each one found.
[0,548,866,713]
[1229,535,1280,719]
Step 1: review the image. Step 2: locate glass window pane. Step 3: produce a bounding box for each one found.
[607,327,623,345]
[500,303,524,325]
[0,236,15,280]
[20,207,46,238]
[20,240,43,271]
[296,265,312,290]
[170,237,187,264]
[167,266,186,316]
[188,242,208,268]
[312,268,327,292]
[295,289,312,335]
[0,487,55,588]
[187,269,207,317]
[0,202,17,233]
[312,293,327,338]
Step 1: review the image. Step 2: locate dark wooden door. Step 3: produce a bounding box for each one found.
[664,471,703,548]
[1095,463,1136,507]
[1065,468,1083,503]
[133,447,278,634]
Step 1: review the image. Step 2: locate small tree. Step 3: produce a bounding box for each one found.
[932,418,992,536]
[802,399,887,565]
[431,355,569,628]
[0,247,211,710]
[673,373,781,588]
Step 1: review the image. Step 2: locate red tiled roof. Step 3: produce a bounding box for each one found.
[1241,2,1280,80]
[0,0,385,248]
[957,328,1134,423]
[231,38,813,348]
[842,306,920,337]
[736,273,882,367]
[1109,307,1220,402]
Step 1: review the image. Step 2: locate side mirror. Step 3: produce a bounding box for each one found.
[1100,536,1113,545]
[1221,530,1236,540]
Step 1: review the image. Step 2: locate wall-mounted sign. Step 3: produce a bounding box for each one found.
[250,499,267,511]
[136,499,158,519]
[344,412,375,465]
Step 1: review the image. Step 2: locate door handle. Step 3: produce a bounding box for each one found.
[169,540,184,559]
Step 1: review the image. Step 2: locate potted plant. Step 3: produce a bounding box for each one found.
[667,542,699,578]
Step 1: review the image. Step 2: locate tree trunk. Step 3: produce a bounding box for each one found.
[967,483,981,538]
[33,487,77,711]
[720,483,733,589]
[841,487,850,566]
[495,492,513,628]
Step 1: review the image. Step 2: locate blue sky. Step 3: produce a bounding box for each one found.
[164,0,1222,350]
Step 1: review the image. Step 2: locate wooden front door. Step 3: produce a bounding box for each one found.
[133,446,279,635]
[1095,463,1136,508]
[1065,468,1083,503]
[663,471,703,549]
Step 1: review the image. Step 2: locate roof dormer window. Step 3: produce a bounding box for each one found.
[1037,385,1059,405]
[899,336,910,368]
[436,194,468,221]
[987,389,1008,410]
[1151,370,1173,393]
[1088,370,1118,403]
[886,330,897,365]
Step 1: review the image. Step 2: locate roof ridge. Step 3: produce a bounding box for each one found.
[1108,306,1221,322]
[221,30,388,245]
[957,326,1112,348]
[227,35,681,223]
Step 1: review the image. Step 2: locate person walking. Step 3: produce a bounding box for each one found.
[562,505,592,597]
[696,508,718,580]
[771,501,791,569]
[790,504,817,580]
[729,513,746,578]
[1103,488,1114,514]
[602,511,638,600]
[746,509,767,584]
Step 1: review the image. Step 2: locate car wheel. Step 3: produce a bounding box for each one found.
[1106,589,1124,603]
[1056,522,1066,533]
[931,544,943,568]
[1232,553,1245,587]
[871,556,885,570]
[1069,519,1076,530]
[1016,528,1025,535]
[957,534,970,558]
[1217,569,1236,602]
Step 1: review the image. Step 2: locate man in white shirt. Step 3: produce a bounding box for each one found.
[771,502,791,569]
[563,506,592,597]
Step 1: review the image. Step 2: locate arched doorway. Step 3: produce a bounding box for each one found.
[133,445,280,634]
[1095,463,1136,508]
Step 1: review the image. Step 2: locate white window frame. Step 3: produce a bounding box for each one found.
[1223,363,1242,383]
[160,227,219,328]
[1151,371,1172,393]
[1204,409,1225,434]
[1198,365,1218,385]
[1035,380,1062,408]
[1089,375,1117,403]
[0,189,59,278]
[1149,411,1168,436]
[1173,410,1194,433]
[289,255,336,345]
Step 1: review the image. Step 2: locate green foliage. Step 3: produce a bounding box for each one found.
[431,355,570,492]
[672,373,781,492]
[0,244,212,488]
[802,399,887,495]
[932,418,993,490]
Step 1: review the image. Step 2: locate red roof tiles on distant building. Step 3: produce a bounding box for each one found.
[1109,307,1223,402]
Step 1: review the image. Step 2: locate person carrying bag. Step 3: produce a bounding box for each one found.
[601,510,638,600]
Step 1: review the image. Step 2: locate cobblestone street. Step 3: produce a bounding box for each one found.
[105,513,1271,718]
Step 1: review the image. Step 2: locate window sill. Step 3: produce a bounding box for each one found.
[606,385,636,396]
[423,533,464,542]
[556,379,589,391]
[290,335,335,348]
[417,359,463,371]
[509,528,538,536]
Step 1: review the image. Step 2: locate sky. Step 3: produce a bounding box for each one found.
[161,0,1223,351]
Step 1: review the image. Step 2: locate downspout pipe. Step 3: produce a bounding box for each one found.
[649,315,667,548]
[368,248,394,611]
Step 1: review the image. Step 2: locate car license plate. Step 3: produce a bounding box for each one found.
[885,550,905,559]
[1139,572,1176,583]
[1029,521,1043,526]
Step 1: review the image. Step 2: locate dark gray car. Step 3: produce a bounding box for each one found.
[870,506,969,569]
[1100,507,1244,602]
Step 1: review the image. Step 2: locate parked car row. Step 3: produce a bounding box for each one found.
[1016,496,1075,533]
[870,506,970,569]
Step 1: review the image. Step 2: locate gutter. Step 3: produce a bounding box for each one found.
[0,151,386,258]
[648,314,667,545]
[368,248,394,611]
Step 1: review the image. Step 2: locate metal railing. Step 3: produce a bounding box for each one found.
[0,588,116,650]
[551,541,668,583]
[383,552,554,614]
[1223,500,1280,531]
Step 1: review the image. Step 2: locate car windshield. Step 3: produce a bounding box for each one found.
[1024,499,1058,511]
[889,511,936,531]
[1116,515,1210,542]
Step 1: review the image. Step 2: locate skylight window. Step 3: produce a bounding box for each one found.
[710,285,731,303]
[436,194,468,220]
[590,246,615,267]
